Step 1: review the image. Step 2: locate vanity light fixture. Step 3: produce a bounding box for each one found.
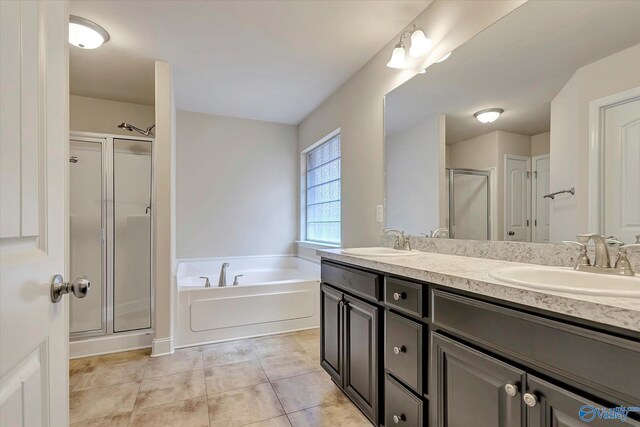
[69,15,110,49]
[474,108,504,123]
[435,52,452,63]
[387,24,432,69]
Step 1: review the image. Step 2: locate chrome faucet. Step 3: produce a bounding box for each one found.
[199,276,211,288]
[218,263,230,287]
[384,229,411,250]
[430,228,449,238]
[564,234,639,276]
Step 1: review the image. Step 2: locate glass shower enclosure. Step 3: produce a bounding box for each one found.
[446,168,492,240]
[69,133,152,339]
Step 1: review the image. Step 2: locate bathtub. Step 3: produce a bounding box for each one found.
[176,256,320,348]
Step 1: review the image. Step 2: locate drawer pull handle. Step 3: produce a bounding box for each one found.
[393,292,406,301]
[392,414,406,424]
[504,383,518,397]
[393,345,406,355]
[523,393,538,407]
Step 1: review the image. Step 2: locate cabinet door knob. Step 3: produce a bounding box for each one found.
[504,383,518,397]
[393,292,406,301]
[392,414,405,424]
[523,393,538,407]
[393,345,406,355]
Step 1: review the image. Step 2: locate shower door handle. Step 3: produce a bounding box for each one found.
[50,274,90,303]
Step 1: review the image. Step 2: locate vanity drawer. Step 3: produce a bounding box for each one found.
[321,261,380,302]
[384,277,425,318]
[385,374,424,427]
[432,290,640,405]
[385,311,425,394]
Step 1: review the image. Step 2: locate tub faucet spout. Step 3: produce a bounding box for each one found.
[219,263,230,287]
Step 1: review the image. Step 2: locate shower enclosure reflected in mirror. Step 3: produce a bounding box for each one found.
[384,0,640,244]
[69,133,152,339]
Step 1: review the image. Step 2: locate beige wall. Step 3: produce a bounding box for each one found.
[176,110,298,259]
[550,43,640,242]
[297,0,524,247]
[70,95,154,135]
[531,132,550,156]
[447,130,532,240]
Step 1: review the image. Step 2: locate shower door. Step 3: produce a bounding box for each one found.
[113,138,152,332]
[69,133,152,339]
[447,168,491,240]
[70,137,106,335]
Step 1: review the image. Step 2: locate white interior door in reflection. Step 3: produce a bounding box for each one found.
[604,97,640,244]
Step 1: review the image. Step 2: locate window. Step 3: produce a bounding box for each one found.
[305,133,341,244]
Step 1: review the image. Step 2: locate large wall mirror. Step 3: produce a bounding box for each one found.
[384,0,640,244]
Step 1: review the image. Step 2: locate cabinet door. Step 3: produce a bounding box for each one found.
[343,294,380,424]
[527,376,640,426]
[320,284,343,385]
[431,333,524,427]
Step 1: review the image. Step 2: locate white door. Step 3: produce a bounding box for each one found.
[604,96,640,244]
[1,1,70,426]
[532,155,550,243]
[504,155,531,241]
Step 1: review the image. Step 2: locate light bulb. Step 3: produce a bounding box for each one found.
[69,16,110,49]
[409,29,432,57]
[474,108,504,124]
[387,43,406,69]
[435,52,452,63]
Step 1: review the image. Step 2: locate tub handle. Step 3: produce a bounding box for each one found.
[233,274,244,286]
[199,276,211,288]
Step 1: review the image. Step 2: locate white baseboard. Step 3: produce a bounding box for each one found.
[70,331,153,359]
[151,336,174,357]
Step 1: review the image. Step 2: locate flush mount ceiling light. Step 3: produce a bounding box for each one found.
[69,15,110,49]
[435,52,452,63]
[474,108,504,123]
[387,24,431,69]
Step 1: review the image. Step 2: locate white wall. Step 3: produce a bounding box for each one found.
[531,132,550,156]
[297,1,525,247]
[550,43,640,242]
[70,95,154,135]
[176,110,297,259]
[386,115,441,235]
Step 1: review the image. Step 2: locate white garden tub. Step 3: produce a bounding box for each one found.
[176,256,320,348]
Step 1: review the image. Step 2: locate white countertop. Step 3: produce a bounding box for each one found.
[317,249,640,333]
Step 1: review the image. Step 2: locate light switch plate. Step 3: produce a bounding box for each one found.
[376,205,384,223]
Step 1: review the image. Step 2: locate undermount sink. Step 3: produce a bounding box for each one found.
[341,247,421,257]
[489,266,640,298]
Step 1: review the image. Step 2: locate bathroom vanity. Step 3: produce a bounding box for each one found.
[318,251,640,427]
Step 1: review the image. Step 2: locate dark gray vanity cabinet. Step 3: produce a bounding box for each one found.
[432,333,524,427]
[320,261,382,425]
[526,376,640,427]
[320,257,640,427]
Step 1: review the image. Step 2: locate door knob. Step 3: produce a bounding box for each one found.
[393,292,406,301]
[508,231,515,236]
[504,383,518,397]
[393,345,406,355]
[50,274,90,303]
[523,393,538,407]
[392,414,405,424]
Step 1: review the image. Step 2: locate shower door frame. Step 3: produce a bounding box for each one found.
[69,131,155,340]
[447,168,492,240]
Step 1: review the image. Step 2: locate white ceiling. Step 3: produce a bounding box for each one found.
[69,0,431,125]
[385,0,640,143]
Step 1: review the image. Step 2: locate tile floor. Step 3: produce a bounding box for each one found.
[69,329,373,426]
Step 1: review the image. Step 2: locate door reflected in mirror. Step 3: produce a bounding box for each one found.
[384,0,640,244]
